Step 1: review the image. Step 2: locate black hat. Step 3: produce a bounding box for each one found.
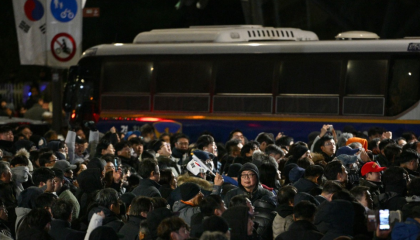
[238,162,259,188]
[180,182,200,201]
[89,226,124,240]
[203,215,229,233]
[227,163,242,177]
[147,208,174,240]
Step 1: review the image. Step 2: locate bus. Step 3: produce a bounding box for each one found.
[63,25,420,142]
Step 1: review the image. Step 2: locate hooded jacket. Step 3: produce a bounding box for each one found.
[224,163,274,207]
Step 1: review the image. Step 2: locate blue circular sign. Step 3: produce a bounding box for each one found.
[50,0,78,22]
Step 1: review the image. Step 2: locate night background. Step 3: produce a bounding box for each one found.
[1,0,420,83]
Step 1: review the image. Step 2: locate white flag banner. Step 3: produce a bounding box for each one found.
[12,0,48,65]
[13,0,82,67]
[46,0,82,67]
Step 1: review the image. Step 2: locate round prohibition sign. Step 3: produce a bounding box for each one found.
[51,33,76,62]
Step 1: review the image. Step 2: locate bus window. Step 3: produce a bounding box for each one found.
[278,60,341,94]
[345,60,387,95]
[155,61,211,93]
[215,59,274,94]
[102,61,152,93]
[388,59,420,115]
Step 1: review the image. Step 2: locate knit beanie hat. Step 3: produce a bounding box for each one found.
[228,163,242,177]
[203,215,229,233]
[180,182,201,201]
[238,162,260,188]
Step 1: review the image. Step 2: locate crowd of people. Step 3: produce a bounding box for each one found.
[0,122,419,240]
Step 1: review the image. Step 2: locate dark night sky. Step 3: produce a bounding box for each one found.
[2,0,420,83]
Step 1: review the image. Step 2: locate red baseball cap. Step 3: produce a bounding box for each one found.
[361,162,386,176]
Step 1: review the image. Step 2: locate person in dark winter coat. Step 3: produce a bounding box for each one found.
[49,199,85,240]
[378,166,409,210]
[293,165,323,196]
[224,163,274,207]
[87,188,123,233]
[253,197,277,240]
[76,168,104,220]
[392,206,420,240]
[222,205,256,240]
[275,201,323,240]
[132,159,161,198]
[118,196,153,240]
[402,178,420,221]
[314,199,354,240]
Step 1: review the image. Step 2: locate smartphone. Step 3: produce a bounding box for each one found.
[379,209,390,230]
[114,158,119,171]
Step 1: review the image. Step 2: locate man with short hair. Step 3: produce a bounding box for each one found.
[115,141,139,170]
[196,135,218,157]
[157,216,190,240]
[88,188,124,232]
[221,138,242,173]
[315,180,342,204]
[0,126,14,156]
[255,132,274,152]
[275,201,323,240]
[190,195,226,238]
[32,167,55,192]
[51,168,80,219]
[324,160,348,188]
[399,150,420,178]
[350,186,373,212]
[229,129,246,145]
[172,134,189,165]
[240,141,260,162]
[150,140,181,177]
[49,199,85,240]
[118,196,153,240]
[39,152,57,168]
[293,165,323,195]
[132,159,161,197]
[173,182,203,226]
[224,162,274,207]
[129,137,144,160]
[265,144,285,164]
[74,136,89,163]
[314,135,336,163]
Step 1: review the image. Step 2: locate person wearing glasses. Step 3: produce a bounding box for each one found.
[223,162,274,208]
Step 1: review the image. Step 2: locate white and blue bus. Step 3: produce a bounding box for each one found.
[64,25,420,142]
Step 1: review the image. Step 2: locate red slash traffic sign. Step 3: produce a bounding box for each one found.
[50,33,76,62]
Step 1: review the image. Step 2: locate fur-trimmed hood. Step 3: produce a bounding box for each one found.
[177,173,213,191]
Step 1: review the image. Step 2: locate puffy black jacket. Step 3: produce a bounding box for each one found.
[253,198,276,240]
